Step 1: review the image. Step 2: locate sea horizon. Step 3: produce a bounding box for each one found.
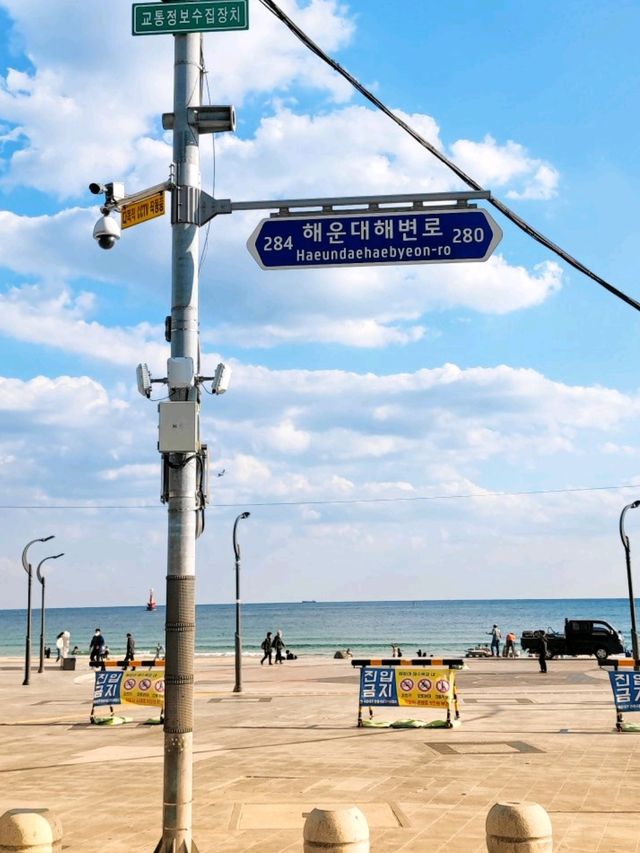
[0,597,634,659]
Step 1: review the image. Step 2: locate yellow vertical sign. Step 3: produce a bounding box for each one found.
[120,191,165,229]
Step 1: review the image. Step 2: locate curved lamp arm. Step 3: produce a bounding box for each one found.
[620,501,640,549]
[21,536,55,575]
[36,553,65,585]
[233,512,251,560]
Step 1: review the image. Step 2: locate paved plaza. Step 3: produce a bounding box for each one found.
[1,654,639,851]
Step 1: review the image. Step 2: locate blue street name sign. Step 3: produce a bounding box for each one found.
[247,207,502,271]
[132,1,248,36]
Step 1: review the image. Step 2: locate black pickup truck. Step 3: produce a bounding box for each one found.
[520,619,625,660]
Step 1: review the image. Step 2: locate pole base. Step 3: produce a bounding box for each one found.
[153,839,200,852]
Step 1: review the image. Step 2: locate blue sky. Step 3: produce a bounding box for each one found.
[0,0,639,609]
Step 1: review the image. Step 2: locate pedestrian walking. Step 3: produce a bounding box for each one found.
[89,628,106,665]
[488,624,502,656]
[260,631,273,665]
[273,630,285,664]
[538,632,548,673]
[124,632,135,666]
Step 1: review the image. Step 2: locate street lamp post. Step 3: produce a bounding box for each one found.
[619,500,640,661]
[233,512,251,693]
[36,553,64,674]
[21,536,54,686]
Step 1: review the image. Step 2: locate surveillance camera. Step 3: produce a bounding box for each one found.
[136,363,152,398]
[211,362,231,395]
[89,181,125,203]
[93,213,121,250]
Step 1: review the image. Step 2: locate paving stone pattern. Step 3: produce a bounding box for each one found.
[0,656,639,851]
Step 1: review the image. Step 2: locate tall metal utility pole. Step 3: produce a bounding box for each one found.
[157,29,202,853]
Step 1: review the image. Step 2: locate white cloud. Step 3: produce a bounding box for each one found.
[262,419,312,454]
[449,135,559,199]
[0,1,356,197]
[0,357,638,606]
[98,463,157,483]
[0,283,167,370]
[0,374,110,424]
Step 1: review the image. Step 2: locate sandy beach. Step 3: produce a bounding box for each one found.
[1,653,639,851]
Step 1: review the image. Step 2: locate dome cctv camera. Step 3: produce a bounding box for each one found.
[93,212,121,250]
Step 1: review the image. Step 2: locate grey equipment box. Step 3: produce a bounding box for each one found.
[158,401,199,452]
[61,657,76,671]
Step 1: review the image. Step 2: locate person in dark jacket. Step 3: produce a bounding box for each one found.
[124,633,135,666]
[89,628,106,664]
[538,633,548,673]
[272,630,285,664]
[260,632,273,665]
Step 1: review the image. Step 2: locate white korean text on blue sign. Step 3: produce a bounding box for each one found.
[360,667,398,706]
[609,671,640,712]
[94,671,124,706]
[247,208,502,271]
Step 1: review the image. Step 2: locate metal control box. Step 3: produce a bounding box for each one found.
[158,401,199,452]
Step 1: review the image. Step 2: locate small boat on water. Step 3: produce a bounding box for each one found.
[146,588,157,611]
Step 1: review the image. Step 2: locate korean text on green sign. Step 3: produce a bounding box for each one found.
[132,1,249,36]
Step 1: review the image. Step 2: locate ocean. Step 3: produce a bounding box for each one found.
[0,598,634,659]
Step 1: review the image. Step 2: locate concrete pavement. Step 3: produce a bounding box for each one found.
[0,654,639,852]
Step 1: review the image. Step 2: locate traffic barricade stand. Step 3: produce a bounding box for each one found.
[598,658,640,732]
[90,658,165,725]
[351,658,464,728]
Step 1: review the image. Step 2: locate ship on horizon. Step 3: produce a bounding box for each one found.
[146,588,157,611]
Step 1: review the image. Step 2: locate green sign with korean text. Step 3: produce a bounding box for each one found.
[132,1,249,36]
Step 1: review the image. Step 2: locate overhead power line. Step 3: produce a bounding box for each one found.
[259,0,640,313]
[0,482,638,510]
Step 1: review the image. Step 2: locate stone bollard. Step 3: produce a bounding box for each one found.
[486,801,552,852]
[0,809,62,853]
[303,806,369,853]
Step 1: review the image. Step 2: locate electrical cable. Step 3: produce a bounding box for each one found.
[198,41,215,273]
[1,481,639,510]
[258,0,640,313]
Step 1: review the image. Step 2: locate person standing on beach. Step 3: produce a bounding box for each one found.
[89,628,106,665]
[505,632,517,657]
[260,632,273,665]
[272,630,285,664]
[55,631,64,662]
[538,633,548,673]
[124,632,135,666]
[488,624,501,656]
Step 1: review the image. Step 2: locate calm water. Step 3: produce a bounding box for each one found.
[0,599,634,658]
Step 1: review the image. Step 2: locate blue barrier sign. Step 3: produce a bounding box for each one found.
[359,667,399,706]
[609,670,640,712]
[247,207,502,270]
[93,671,124,706]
